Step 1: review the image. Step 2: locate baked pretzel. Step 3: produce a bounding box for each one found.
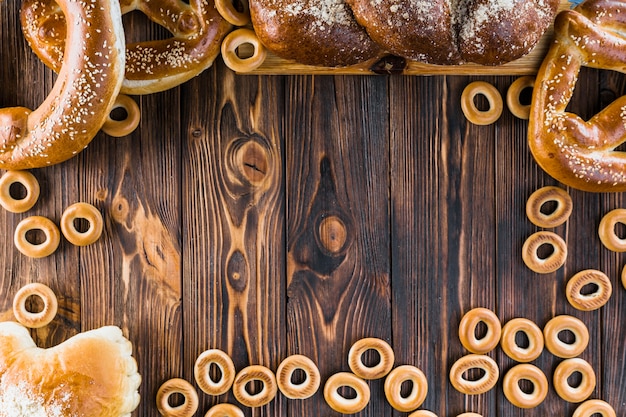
[21,0,232,95]
[1,0,125,170]
[529,0,626,192]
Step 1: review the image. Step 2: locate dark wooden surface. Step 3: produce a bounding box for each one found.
[2,3,626,417]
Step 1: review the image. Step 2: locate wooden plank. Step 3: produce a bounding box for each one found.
[181,62,287,415]
[241,1,573,75]
[285,75,391,416]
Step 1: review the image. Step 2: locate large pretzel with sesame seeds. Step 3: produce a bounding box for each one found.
[21,0,232,95]
[528,0,626,192]
[0,0,125,170]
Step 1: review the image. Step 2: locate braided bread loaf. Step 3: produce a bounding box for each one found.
[250,0,561,67]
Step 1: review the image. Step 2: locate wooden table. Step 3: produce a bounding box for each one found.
[2,4,626,417]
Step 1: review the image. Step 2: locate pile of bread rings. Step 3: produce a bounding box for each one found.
[522,184,626,308]
[0,170,104,258]
[156,337,436,416]
[450,307,616,416]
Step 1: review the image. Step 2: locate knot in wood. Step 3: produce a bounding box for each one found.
[237,140,269,186]
[318,215,347,255]
[111,195,130,223]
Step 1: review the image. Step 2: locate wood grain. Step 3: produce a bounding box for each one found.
[1,1,626,416]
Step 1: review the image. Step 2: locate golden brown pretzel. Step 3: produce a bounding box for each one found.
[323,372,370,414]
[194,349,236,396]
[1,0,125,170]
[565,269,613,311]
[156,378,199,417]
[458,307,501,354]
[543,315,589,358]
[21,0,232,95]
[12,283,58,329]
[502,364,548,408]
[500,318,544,363]
[0,170,40,213]
[529,0,626,192]
[348,337,395,380]
[553,358,596,403]
[449,354,499,395]
[275,354,321,399]
[383,365,428,412]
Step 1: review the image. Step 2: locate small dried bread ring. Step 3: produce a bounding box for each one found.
[276,354,321,399]
[598,208,626,252]
[622,264,626,290]
[502,363,548,408]
[14,216,60,258]
[12,283,58,328]
[60,202,104,247]
[449,354,499,395]
[156,378,199,417]
[458,307,501,354]
[101,95,141,138]
[323,372,370,414]
[1,0,124,170]
[348,337,395,380]
[0,170,40,213]
[194,349,236,396]
[553,358,596,403]
[461,81,503,126]
[21,0,231,95]
[500,318,544,363]
[507,76,535,120]
[409,411,438,417]
[215,0,250,26]
[525,186,573,228]
[383,365,428,412]
[221,28,267,73]
[204,403,244,417]
[572,399,616,417]
[566,269,612,311]
[543,315,589,358]
[457,413,483,417]
[522,231,567,274]
[232,365,277,407]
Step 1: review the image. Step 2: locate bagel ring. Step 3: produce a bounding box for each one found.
[507,76,535,120]
[553,358,596,403]
[622,264,626,290]
[323,372,370,414]
[12,282,58,329]
[204,403,244,417]
[1,0,125,170]
[409,411,438,417]
[221,28,267,73]
[0,170,40,213]
[194,349,236,396]
[232,365,277,407]
[348,337,395,380]
[383,365,428,412]
[572,399,616,417]
[502,363,548,408]
[449,354,499,395]
[566,269,613,311]
[457,413,483,417]
[21,0,231,95]
[458,307,501,354]
[543,315,589,358]
[60,202,104,246]
[522,231,568,274]
[598,208,626,252]
[101,95,141,138]
[500,318,544,363]
[525,186,573,228]
[14,216,61,258]
[276,354,321,399]
[460,81,503,126]
[215,0,250,26]
[156,378,199,417]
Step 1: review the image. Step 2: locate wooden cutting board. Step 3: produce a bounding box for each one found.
[244,0,574,75]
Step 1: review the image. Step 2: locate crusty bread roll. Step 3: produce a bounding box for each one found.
[0,321,141,417]
[249,0,560,67]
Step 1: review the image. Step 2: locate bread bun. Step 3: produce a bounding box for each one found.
[0,321,141,416]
